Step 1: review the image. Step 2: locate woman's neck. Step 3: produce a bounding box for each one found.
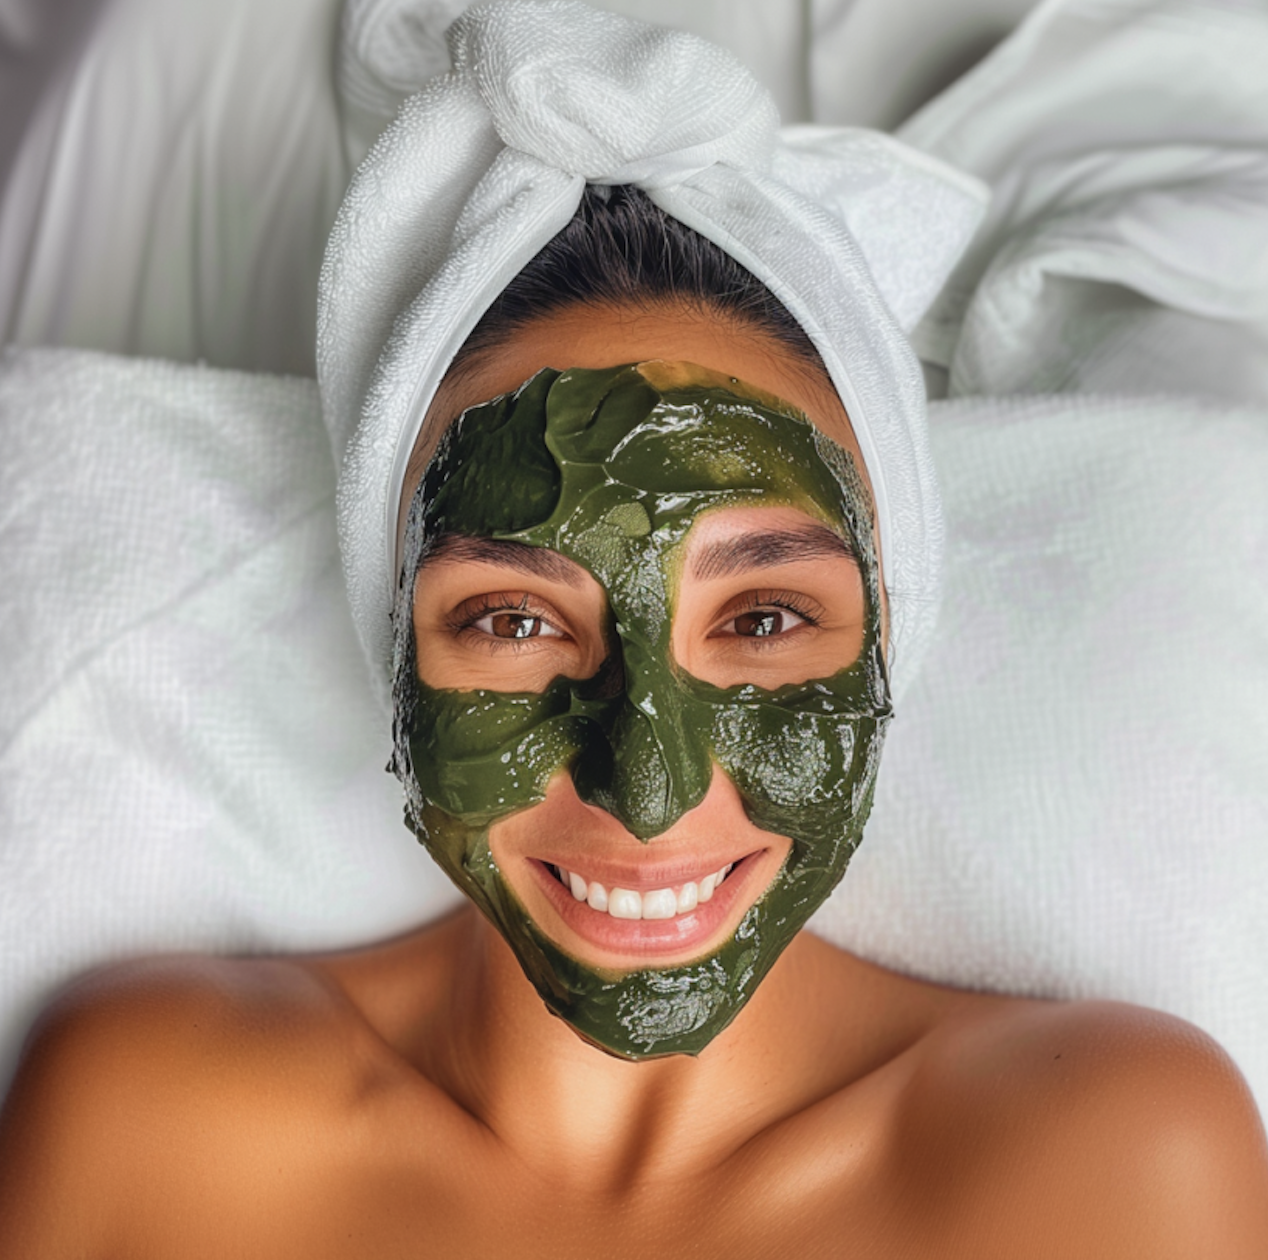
[399,908,926,1191]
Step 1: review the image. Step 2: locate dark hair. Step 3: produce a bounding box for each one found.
[447,183,825,380]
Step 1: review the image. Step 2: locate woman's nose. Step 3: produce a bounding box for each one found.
[570,645,714,840]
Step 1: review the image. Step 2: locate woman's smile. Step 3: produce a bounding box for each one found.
[489,767,793,968]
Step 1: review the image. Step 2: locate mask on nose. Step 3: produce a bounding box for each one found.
[392,362,891,1059]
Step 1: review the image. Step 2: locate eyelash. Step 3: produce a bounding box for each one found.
[447,593,568,649]
[717,590,824,643]
[446,589,823,654]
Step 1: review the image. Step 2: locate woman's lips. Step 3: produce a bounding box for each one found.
[526,850,766,961]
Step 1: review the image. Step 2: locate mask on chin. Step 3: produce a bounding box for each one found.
[391,361,891,1060]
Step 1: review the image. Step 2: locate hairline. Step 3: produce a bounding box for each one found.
[403,297,838,502]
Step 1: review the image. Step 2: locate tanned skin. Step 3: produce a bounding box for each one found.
[2,306,1266,1258]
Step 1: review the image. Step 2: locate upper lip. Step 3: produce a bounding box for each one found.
[533,848,760,891]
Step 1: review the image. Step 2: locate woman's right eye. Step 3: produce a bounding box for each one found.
[419,580,604,689]
[448,592,572,648]
[470,611,564,640]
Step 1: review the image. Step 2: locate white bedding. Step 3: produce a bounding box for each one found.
[0,0,1039,376]
[0,349,456,1086]
[2,0,1267,1117]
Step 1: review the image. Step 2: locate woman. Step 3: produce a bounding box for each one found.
[2,3,1266,1254]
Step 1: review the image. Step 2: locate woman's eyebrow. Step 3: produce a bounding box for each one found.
[421,533,586,586]
[690,524,855,580]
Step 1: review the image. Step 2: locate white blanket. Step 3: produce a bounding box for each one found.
[2,0,1267,1120]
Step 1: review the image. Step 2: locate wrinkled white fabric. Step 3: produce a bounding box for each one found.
[318,0,987,709]
[0,0,350,377]
[899,0,1268,403]
[0,0,1019,383]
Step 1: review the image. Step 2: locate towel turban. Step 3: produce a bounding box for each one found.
[318,0,987,707]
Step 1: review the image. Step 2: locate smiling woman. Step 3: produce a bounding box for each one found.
[1,1,1267,1255]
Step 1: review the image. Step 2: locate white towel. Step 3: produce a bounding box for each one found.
[317,0,988,709]
[0,347,457,1092]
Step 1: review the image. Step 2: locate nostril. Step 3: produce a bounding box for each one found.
[570,702,712,842]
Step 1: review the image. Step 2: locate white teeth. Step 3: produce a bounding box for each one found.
[608,888,642,920]
[552,862,738,920]
[641,888,678,920]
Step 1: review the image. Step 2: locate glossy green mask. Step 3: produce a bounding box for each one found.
[391,362,891,1059]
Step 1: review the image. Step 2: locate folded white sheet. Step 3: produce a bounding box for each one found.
[901,0,1268,404]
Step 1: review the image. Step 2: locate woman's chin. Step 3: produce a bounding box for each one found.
[501,843,789,972]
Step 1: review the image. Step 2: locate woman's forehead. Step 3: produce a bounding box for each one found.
[412,303,867,496]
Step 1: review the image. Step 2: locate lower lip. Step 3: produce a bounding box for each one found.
[528,855,760,962]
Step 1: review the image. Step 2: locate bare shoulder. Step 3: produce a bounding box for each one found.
[0,953,402,1256]
[897,997,1268,1257]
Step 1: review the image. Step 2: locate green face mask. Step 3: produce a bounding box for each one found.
[391,362,891,1060]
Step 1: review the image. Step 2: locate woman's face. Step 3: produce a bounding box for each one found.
[395,305,891,1059]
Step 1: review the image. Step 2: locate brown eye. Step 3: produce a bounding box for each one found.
[728,608,807,638]
[472,611,563,640]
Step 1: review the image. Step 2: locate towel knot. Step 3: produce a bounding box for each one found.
[449,0,778,189]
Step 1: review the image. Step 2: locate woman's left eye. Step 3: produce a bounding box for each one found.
[470,611,565,640]
[718,607,809,638]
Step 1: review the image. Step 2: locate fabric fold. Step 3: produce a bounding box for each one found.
[899,0,1268,401]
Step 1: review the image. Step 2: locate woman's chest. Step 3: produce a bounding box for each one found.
[244,1126,915,1260]
[301,1168,882,1260]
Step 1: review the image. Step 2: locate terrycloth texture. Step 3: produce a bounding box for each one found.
[317,0,988,709]
[899,0,1268,404]
[811,390,1268,1113]
[0,347,457,1094]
